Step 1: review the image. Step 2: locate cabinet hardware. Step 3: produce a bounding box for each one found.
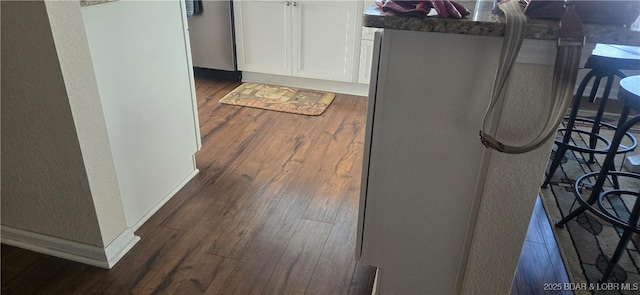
[285,1,290,6]
[292,1,297,6]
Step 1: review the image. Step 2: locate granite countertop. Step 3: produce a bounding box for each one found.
[80,0,118,7]
[364,0,640,46]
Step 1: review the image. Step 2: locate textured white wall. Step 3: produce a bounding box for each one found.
[1,0,127,247]
[45,0,128,246]
[461,63,556,294]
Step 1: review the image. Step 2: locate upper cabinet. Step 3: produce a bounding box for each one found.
[234,0,359,82]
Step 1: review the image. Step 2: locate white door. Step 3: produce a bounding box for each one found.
[234,0,292,75]
[292,0,357,81]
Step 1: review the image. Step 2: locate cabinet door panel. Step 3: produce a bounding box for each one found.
[358,39,374,84]
[235,0,291,75]
[293,1,356,81]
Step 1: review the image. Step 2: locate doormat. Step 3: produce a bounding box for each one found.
[219,83,335,116]
[540,113,640,295]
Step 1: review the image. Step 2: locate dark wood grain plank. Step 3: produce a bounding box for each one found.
[512,241,560,295]
[533,198,572,294]
[307,155,363,294]
[303,96,366,223]
[511,197,573,295]
[193,77,240,109]
[262,218,333,295]
[167,253,238,295]
[1,249,85,295]
[1,244,44,284]
[2,77,568,295]
[306,212,358,294]
[134,171,217,237]
[160,111,273,231]
[216,164,324,295]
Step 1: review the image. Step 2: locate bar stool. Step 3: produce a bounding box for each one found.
[542,44,640,188]
[555,75,640,283]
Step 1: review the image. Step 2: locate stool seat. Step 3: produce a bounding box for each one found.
[585,44,640,70]
[620,75,640,110]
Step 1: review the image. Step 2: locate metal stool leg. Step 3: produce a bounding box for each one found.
[542,71,596,188]
[542,143,569,188]
[599,76,640,281]
[609,106,631,190]
[556,109,635,228]
[588,73,602,103]
[588,72,614,163]
[599,193,640,282]
[555,203,589,228]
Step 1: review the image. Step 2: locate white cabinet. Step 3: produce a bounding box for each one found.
[358,30,560,294]
[234,0,291,75]
[358,27,379,84]
[234,0,358,82]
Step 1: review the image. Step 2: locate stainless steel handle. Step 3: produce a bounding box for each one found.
[292,1,297,6]
[284,1,290,6]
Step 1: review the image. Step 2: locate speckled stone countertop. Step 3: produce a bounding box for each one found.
[364,0,640,46]
[80,0,118,7]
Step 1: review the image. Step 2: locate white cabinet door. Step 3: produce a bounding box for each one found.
[235,0,358,82]
[358,39,374,84]
[292,0,357,82]
[234,0,291,75]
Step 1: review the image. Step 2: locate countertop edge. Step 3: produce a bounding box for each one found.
[364,4,640,46]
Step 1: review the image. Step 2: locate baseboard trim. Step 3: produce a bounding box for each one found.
[103,228,140,268]
[242,72,369,97]
[130,168,199,231]
[1,225,139,269]
[372,268,380,295]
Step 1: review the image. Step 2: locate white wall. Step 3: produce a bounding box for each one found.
[461,62,556,294]
[1,0,127,248]
[81,0,200,228]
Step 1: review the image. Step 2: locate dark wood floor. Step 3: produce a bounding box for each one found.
[2,76,569,294]
[511,198,572,295]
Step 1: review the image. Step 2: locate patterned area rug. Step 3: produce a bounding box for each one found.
[219,83,335,116]
[541,112,640,294]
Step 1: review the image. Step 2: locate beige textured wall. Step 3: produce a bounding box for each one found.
[461,62,556,293]
[45,0,128,245]
[1,0,127,247]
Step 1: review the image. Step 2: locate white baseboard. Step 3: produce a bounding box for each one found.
[242,72,369,97]
[130,168,199,231]
[103,228,140,268]
[1,225,139,269]
[372,267,380,295]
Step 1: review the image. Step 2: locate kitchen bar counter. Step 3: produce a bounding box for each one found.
[356,1,638,294]
[364,0,640,46]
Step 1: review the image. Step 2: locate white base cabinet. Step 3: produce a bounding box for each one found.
[234,0,360,82]
[358,30,568,294]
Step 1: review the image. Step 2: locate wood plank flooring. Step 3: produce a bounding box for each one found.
[2,76,568,294]
[510,197,572,295]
